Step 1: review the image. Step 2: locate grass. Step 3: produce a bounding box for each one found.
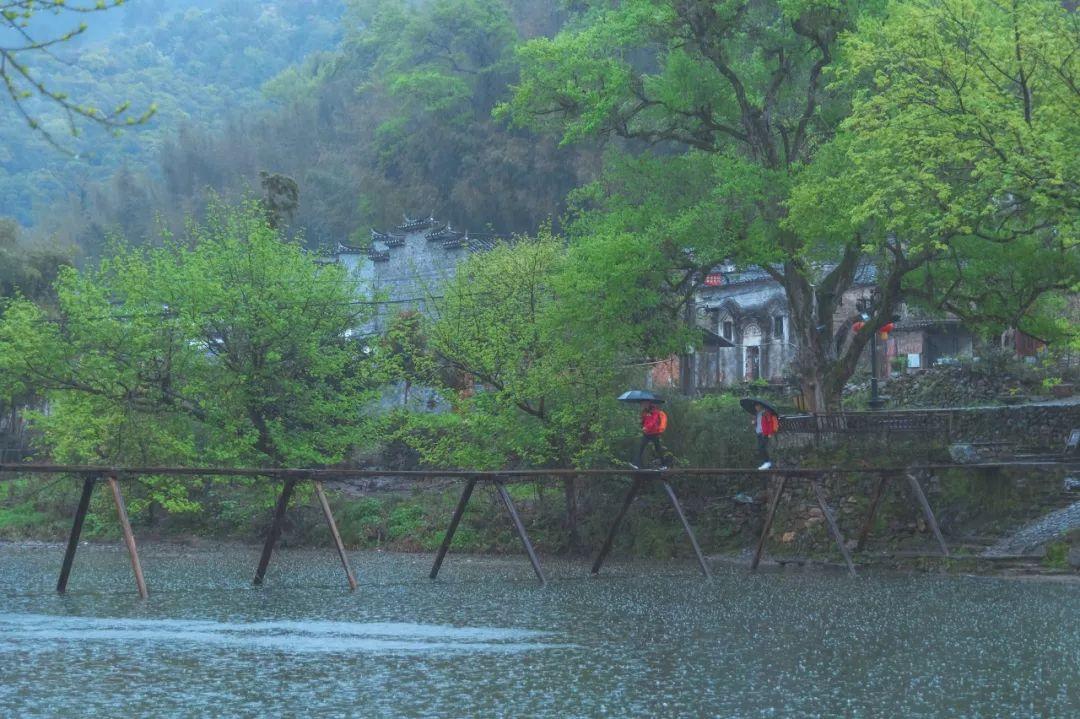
[1043,542,1069,570]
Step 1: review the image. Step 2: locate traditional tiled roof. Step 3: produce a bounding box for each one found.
[396,215,437,232]
[699,326,737,348]
[894,317,964,331]
[700,262,879,290]
[425,224,464,242]
[466,234,499,252]
[721,267,775,286]
[331,215,497,261]
[372,229,406,247]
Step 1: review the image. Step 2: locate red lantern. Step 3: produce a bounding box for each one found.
[852,321,865,333]
[880,322,895,335]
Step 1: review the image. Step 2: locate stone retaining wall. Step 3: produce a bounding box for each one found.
[778,402,1080,451]
[950,403,1080,448]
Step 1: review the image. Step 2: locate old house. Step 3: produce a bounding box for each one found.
[652,263,974,392]
[328,215,497,408]
[330,215,496,335]
[889,313,974,370]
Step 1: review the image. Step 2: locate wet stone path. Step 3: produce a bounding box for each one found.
[983,499,1080,556]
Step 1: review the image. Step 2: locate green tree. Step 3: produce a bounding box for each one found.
[337,0,565,231]
[792,0,1079,346]
[1,0,154,147]
[0,217,72,304]
[402,234,631,549]
[0,201,376,508]
[502,0,1078,408]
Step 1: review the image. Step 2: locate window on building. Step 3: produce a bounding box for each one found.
[722,320,734,341]
[774,315,784,340]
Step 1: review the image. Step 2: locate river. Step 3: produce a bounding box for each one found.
[1,543,1077,718]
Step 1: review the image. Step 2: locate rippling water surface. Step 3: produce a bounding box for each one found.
[1,543,1077,718]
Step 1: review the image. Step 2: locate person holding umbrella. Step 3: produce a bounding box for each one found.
[618,390,672,469]
[740,397,780,469]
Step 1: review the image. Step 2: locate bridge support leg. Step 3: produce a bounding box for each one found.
[660,479,711,578]
[751,475,787,570]
[591,475,645,575]
[57,474,97,594]
[856,475,891,552]
[906,472,949,557]
[254,478,297,586]
[430,477,478,580]
[107,475,148,599]
[495,480,546,587]
[811,477,856,577]
[313,480,357,591]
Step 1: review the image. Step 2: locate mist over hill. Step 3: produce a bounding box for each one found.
[0,0,345,231]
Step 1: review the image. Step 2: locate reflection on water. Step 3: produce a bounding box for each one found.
[0,614,568,654]
[0,543,1077,718]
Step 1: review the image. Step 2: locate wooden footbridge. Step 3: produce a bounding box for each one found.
[0,461,1076,598]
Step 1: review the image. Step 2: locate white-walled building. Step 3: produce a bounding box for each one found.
[665,263,974,392]
[329,216,496,335]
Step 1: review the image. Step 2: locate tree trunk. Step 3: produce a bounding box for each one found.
[783,272,832,412]
[779,253,876,413]
[563,477,582,554]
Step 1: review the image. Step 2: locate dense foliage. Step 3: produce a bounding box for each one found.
[14,0,589,255]
[0,201,377,509]
[504,0,1079,407]
[821,0,1080,344]
[0,0,156,155]
[1,0,344,231]
[2,0,1077,545]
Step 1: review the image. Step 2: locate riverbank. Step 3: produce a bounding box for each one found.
[2,454,1078,578]
[3,475,1079,574]
[4,534,1076,582]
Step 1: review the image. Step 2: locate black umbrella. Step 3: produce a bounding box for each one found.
[617,390,665,403]
[740,397,778,415]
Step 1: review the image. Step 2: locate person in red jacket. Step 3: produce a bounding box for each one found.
[754,402,779,469]
[632,402,671,469]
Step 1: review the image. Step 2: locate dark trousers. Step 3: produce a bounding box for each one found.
[635,433,668,466]
[757,434,771,463]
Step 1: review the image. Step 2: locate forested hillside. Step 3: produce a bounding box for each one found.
[137,0,592,246]
[0,0,1076,572]
[1,0,345,237]
[4,0,1076,388]
[7,0,592,256]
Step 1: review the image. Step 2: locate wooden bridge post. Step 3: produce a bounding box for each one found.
[591,475,645,575]
[906,471,949,557]
[107,474,148,599]
[751,474,787,570]
[430,476,478,580]
[855,475,892,552]
[494,479,546,586]
[313,480,358,591]
[659,479,712,578]
[57,473,97,594]
[811,475,856,577]
[253,477,298,586]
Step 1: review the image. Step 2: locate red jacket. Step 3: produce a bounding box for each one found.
[641,407,667,436]
[757,411,779,437]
